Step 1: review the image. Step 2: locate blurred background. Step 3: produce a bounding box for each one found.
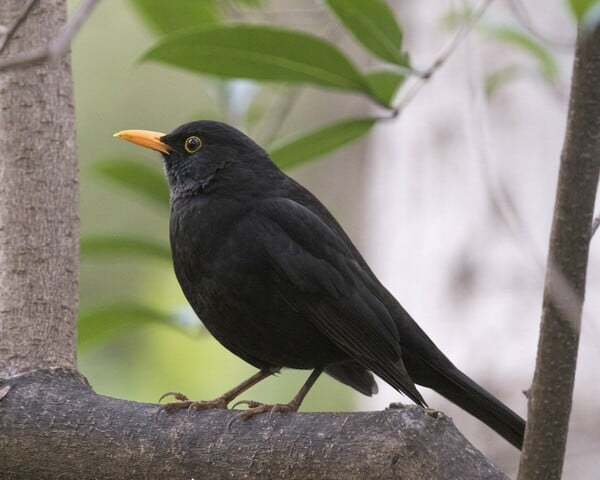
[72,0,599,476]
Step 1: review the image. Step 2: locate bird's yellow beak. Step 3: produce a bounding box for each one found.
[113,129,171,154]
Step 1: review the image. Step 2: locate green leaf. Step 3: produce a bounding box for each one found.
[568,0,600,20]
[130,0,220,34]
[269,118,377,170]
[94,157,169,209]
[442,6,476,29]
[482,26,558,81]
[364,70,406,106]
[78,304,179,350]
[484,66,526,97]
[326,0,406,65]
[81,236,171,262]
[142,25,373,95]
[581,1,600,29]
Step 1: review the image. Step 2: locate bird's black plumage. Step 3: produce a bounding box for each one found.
[116,120,525,449]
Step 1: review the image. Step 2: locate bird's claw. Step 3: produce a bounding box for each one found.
[228,400,294,430]
[231,400,297,423]
[387,401,405,410]
[187,398,229,411]
[424,407,443,419]
[159,391,190,403]
[231,399,261,409]
[157,392,229,416]
[156,392,194,418]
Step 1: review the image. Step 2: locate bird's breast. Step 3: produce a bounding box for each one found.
[169,196,248,280]
[167,195,346,369]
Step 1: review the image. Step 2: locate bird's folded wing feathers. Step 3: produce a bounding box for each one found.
[251,197,424,404]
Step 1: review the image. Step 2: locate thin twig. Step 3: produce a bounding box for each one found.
[508,0,575,50]
[0,0,39,56]
[253,9,341,145]
[258,87,303,147]
[592,214,600,237]
[0,0,101,72]
[392,0,494,115]
[464,22,540,260]
[464,13,596,339]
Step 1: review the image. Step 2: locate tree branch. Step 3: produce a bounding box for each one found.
[0,0,100,71]
[392,0,494,115]
[507,0,574,50]
[0,369,509,480]
[517,24,600,480]
[0,0,39,55]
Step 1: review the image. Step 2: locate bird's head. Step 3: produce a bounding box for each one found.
[114,120,275,199]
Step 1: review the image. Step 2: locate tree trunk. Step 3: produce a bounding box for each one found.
[517,24,600,480]
[0,0,78,377]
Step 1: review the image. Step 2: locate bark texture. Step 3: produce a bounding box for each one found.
[0,369,509,480]
[0,0,78,377]
[517,24,600,480]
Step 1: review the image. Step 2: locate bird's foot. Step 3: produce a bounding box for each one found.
[158,391,229,412]
[424,407,444,419]
[230,399,299,422]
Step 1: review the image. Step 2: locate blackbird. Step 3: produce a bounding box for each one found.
[115,121,525,449]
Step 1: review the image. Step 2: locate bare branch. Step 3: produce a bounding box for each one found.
[0,0,39,55]
[463,8,594,342]
[392,0,494,115]
[507,0,575,50]
[49,0,100,56]
[0,0,100,71]
[0,369,511,480]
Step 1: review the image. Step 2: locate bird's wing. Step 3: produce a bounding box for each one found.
[253,197,424,405]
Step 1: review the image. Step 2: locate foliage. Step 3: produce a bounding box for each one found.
[130,0,219,33]
[443,8,561,97]
[568,0,600,22]
[481,25,559,96]
[144,26,379,98]
[325,0,405,65]
[269,118,378,170]
[93,157,169,209]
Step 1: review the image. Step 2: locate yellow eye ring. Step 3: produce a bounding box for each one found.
[184,136,202,153]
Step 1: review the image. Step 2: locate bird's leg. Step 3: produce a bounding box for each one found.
[158,369,276,412]
[233,368,323,421]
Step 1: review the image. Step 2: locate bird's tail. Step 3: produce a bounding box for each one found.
[396,311,525,449]
[413,355,525,449]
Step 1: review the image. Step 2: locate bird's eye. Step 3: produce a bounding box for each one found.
[184,136,202,153]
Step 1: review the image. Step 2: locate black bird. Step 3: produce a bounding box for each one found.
[115,121,525,449]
